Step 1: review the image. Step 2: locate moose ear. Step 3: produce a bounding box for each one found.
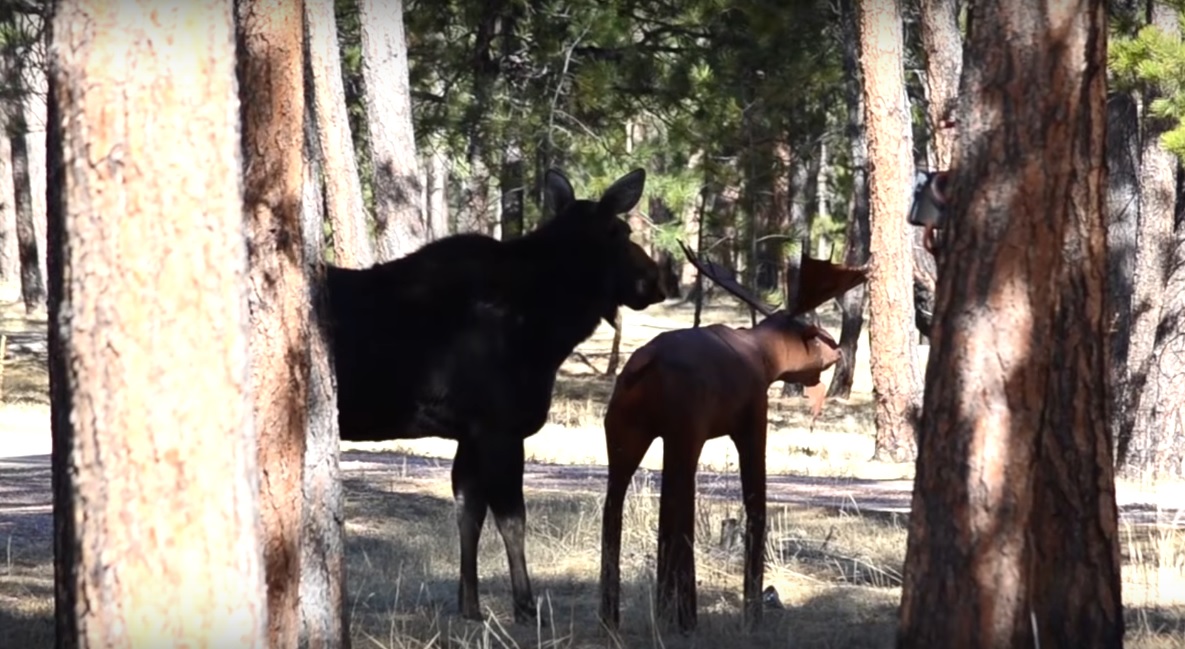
[544,168,576,217]
[599,168,646,216]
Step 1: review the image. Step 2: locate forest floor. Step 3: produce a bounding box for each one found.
[1,289,1183,648]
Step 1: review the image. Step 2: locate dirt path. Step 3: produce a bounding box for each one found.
[4,448,1180,559]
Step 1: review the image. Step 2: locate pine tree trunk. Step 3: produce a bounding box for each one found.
[500,140,524,240]
[299,96,352,649]
[425,144,449,239]
[918,0,962,170]
[12,133,44,313]
[1121,0,1180,472]
[897,1,1123,645]
[47,2,268,647]
[828,0,871,399]
[0,135,16,286]
[236,2,311,647]
[358,0,425,260]
[1106,90,1141,460]
[305,0,375,269]
[857,0,922,461]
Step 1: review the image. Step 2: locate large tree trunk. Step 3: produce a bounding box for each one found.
[11,133,44,313]
[358,0,425,260]
[1121,0,1180,471]
[828,0,871,399]
[896,1,1123,646]
[236,2,310,647]
[305,0,375,269]
[0,135,16,286]
[857,0,922,461]
[1106,90,1141,458]
[918,0,962,170]
[299,94,352,649]
[47,2,268,647]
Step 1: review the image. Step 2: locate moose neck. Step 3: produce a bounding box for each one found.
[750,319,809,384]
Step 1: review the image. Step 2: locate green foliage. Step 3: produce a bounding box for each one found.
[1110,19,1185,159]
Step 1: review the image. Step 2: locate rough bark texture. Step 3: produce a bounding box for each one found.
[919,0,962,170]
[299,97,352,649]
[0,135,16,285]
[1128,223,1185,476]
[1122,0,1180,471]
[47,2,268,647]
[236,2,310,647]
[828,0,871,399]
[359,0,425,260]
[305,0,375,269]
[1106,90,1141,459]
[897,1,1123,646]
[857,0,922,461]
[11,133,42,313]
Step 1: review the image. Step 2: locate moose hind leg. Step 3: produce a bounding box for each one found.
[453,439,488,621]
[656,438,702,632]
[599,423,654,630]
[484,437,538,624]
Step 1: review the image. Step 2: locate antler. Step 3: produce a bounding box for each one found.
[679,241,776,317]
[786,251,870,316]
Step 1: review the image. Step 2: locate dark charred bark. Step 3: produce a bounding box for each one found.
[896,1,1123,645]
[12,132,43,313]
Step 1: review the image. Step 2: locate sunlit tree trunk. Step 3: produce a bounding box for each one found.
[897,1,1123,645]
[47,2,267,647]
[829,0,871,399]
[1121,0,1180,471]
[358,0,425,260]
[918,0,962,170]
[236,1,310,646]
[299,94,352,649]
[305,0,375,268]
[0,135,15,286]
[857,0,922,460]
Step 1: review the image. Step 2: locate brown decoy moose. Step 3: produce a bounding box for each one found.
[598,242,869,633]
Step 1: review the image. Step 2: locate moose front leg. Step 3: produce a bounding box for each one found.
[452,439,488,621]
[733,406,768,631]
[483,436,539,624]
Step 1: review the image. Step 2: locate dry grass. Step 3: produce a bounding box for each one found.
[1,293,1184,647]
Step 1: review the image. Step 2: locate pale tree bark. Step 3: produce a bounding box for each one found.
[425,145,449,238]
[0,135,14,286]
[299,96,352,649]
[857,0,922,461]
[919,0,962,170]
[236,1,311,646]
[1121,0,1180,470]
[305,0,375,269]
[1106,0,1143,461]
[897,0,1123,646]
[829,0,871,399]
[358,0,425,260]
[47,2,267,647]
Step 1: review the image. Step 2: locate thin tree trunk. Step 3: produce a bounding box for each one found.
[48,2,267,647]
[425,144,449,239]
[897,1,1123,645]
[21,57,48,293]
[236,2,310,647]
[828,0,871,399]
[358,0,424,260]
[500,140,524,239]
[1121,0,1180,471]
[857,0,922,460]
[0,135,16,286]
[12,133,43,313]
[305,0,375,269]
[299,94,351,649]
[918,0,962,170]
